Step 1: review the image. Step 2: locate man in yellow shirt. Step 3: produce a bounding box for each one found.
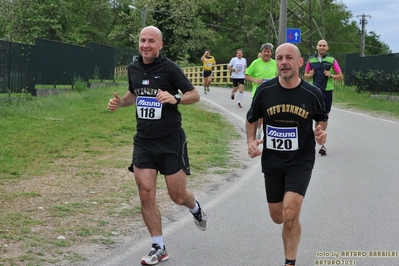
[201,49,216,94]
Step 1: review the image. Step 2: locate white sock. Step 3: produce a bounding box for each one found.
[189,201,199,214]
[152,235,164,249]
[238,92,243,102]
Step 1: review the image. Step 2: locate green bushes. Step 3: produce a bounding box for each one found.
[352,69,399,93]
[73,76,88,92]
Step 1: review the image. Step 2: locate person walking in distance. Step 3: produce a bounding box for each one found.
[201,49,216,94]
[108,26,208,265]
[245,43,278,139]
[246,43,328,266]
[304,39,343,155]
[228,48,247,108]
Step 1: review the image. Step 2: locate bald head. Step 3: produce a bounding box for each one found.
[275,43,303,85]
[139,26,164,64]
[317,39,328,46]
[140,26,163,41]
[316,39,329,56]
[276,43,301,58]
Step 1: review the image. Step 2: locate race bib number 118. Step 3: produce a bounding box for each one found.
[136,96,162,120]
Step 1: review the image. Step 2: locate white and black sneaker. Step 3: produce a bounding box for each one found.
[141,243,169,265]
[319,144,327,155]
[191,201,208,231]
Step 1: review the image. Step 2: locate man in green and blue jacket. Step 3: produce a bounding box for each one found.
[304,39,343,156]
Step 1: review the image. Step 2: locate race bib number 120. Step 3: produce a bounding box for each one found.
[136,96,162,120]
[266,125,298,151]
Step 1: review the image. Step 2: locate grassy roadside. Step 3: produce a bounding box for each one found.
[1,83,398,265]
[333,85,399,120]
[0,86,239,265]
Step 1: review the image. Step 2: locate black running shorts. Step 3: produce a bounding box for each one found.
[321,90,333,113]
[132,128,190,175]
[264,169,312,203]
[202,70,213,78]
[232,78,245,87]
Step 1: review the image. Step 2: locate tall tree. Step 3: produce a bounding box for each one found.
[198,0,276,64]
[0,0,13,39]
[148,0,213,63]
[365,31,391,55]
[0,0,393,66]
[1,0,116,46]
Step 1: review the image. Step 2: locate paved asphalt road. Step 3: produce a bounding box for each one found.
[88,86,399,266]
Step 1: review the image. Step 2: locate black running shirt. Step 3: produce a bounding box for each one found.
[128,55,195,139]
[247,77,328,174]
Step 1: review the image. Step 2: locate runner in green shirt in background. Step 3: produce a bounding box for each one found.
[245,43,278,139]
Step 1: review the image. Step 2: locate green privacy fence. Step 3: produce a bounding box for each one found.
[0,40,34,95]
[32,39,115,87]
[345,52,399,92]
[0,39,116,96]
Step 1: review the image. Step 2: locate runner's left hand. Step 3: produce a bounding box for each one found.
[314,125,327,145]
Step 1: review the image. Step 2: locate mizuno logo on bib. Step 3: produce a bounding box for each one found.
[136,96,162,120]
[266,125,298,151]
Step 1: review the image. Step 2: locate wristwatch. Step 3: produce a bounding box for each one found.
[174,94,181,105]
[329,74,333,78]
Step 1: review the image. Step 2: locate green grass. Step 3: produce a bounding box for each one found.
[89,79,116,83]
[34,84,73,89]
[0,85,239,265]
[0,92,33,98]
[0,87,236,183]
[333,85,399,119]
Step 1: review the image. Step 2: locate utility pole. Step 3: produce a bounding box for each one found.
[278,0,287,46]
[270,0,325,51]
[141,7,147,29]
[129,5,147,29]
[357,13,371,57]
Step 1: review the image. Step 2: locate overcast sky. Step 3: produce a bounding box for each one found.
[342,0,399,53]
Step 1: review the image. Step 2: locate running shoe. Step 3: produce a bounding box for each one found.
[231,93,235,100]
[204,89,207,94]
[237,103,242,108]
[319,144,327,155]
[207,86,210,92]
[141,244,169,265]
[191,201,208,231]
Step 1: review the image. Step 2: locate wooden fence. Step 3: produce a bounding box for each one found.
[114,63,232,87]
[182,64,230,86]
[114,65,128,81]
[114,63,344,87]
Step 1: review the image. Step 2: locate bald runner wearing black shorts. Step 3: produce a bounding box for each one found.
[132,128,190,175]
